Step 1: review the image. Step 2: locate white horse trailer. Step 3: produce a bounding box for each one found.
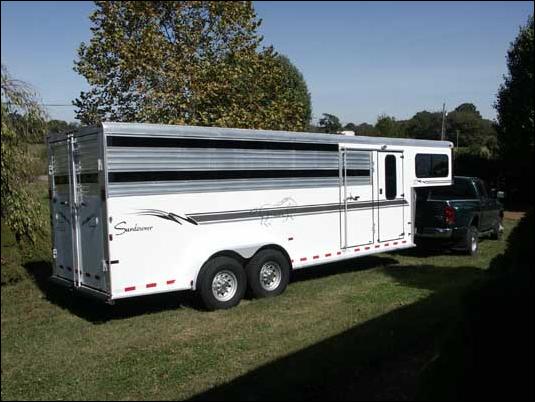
[47,122,453,309]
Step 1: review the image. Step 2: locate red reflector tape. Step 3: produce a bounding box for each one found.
[385,243,390,246]
[375,245,380,248]
[402,240,407,243]
[313,255,319,259]
[146,283,157,288]
[166,280,175,285]
[365,246,370,250]
[354,248,360,252]
[393,242,398,245]
[125,286,136,292]
[325,253,332,257]
[300,257,307,262]
[337,251,341,255]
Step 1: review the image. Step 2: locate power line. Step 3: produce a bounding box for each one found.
[4,102,73,106]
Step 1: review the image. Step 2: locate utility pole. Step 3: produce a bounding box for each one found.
[440,103,446,141]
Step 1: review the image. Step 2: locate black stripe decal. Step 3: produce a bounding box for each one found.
[188,199,408,223]
[107,136,339,152]
[109,169,369,183]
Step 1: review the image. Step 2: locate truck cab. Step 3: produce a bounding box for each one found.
[414,176,504,255]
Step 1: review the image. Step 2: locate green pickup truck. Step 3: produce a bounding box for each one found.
[415,176,504,255]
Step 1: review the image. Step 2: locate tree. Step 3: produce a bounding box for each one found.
[1,65,46,241]
[275,55,312,127]
[47,119,80,134]
[355,122,378,136]
[447,104,497,155]
[74,1,311,131]
[495,15,534,202]
[343,122,358,133]
[375,114,405,138]
[454,103,481,117]
[405,111,443,140]
[318,113,342,133]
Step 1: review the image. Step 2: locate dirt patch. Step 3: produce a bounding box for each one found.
[504,211,526,220]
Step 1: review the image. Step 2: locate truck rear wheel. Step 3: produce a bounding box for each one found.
[464,226,479,256]
[197,256,246,310]
[490,219,503,240]
[246,249,290,299]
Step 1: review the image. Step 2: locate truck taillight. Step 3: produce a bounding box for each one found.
[444,205,456,225]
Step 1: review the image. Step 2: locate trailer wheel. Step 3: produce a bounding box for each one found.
[198,256,246,311]
[246,249,290,299]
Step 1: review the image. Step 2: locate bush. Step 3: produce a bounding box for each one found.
[1,221,27,286]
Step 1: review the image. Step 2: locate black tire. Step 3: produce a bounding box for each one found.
[490,219,503,240]
[246,249,290,299]
[464,226,479,256]
[197,256,246,311]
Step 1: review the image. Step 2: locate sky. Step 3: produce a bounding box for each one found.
[1,1,533,125]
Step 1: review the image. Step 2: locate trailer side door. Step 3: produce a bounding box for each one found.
[376,151,405,242]
[340,147,374,248]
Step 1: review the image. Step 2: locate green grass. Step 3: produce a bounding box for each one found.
[1,186,519,400]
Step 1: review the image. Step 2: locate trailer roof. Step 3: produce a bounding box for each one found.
[50,122,453,149]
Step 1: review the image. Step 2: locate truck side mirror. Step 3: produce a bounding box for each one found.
[497,191,505,200]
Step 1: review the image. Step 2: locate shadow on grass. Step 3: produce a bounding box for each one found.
[23,260,200,324]
[290,255,399,283]
[190,264,484,401]
[23,255,398,324]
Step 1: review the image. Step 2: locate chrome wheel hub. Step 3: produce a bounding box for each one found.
[259,261,282,291]
[212,270,238,302]
[471,235,477,252]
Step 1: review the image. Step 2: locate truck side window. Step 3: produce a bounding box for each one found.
[385,155,397,200]
[415,154,449,178]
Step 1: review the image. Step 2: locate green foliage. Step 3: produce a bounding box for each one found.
[495,15,534,202]
[355,122,378,136]
[47,119,80,134]
[343,122,358,132]
[404,111,442,140]
[5,111,47,144]
[398,103,498,156]
[375,114,406,138]
[1,65,46,242]
[275,54,312,127]
[0,220,26,286]
[453,103,480,116]
[446,104,497,154]
[318,113,342,133]
[74,1,311,131]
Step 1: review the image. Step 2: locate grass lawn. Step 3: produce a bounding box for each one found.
[1,184,519,400]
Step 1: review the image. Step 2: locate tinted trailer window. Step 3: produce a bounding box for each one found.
[415,154,449,178]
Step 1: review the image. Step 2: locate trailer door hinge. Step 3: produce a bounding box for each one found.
[97,158,103,171]
[101,260,109,272]
[52,248,57,259]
